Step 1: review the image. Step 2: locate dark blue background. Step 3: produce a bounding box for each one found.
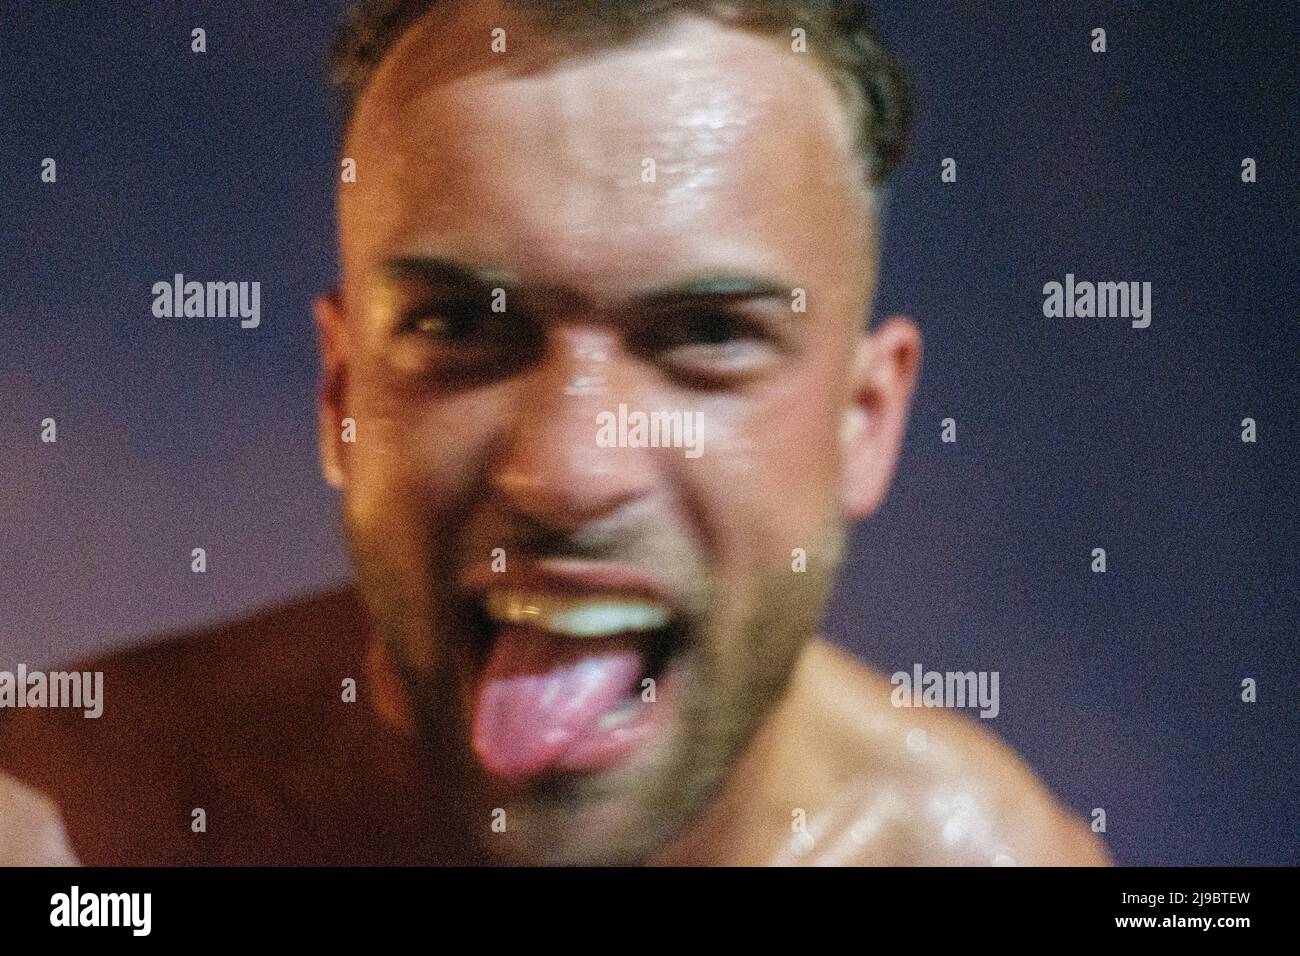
[1,1,1295,865]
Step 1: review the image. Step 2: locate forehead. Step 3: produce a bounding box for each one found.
[340,6,873,300]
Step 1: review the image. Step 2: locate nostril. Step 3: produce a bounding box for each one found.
[489,412,656,533]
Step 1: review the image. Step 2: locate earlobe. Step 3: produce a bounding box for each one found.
[314,292,349,490]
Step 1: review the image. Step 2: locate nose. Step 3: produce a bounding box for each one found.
[490,326,656,532]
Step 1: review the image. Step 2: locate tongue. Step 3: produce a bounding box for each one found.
[472,624,644,781]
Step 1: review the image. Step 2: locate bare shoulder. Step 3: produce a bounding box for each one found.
[0,770,78,866]
[772,640,1111,866]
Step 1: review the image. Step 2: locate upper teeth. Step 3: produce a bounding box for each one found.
[484,590,671,639]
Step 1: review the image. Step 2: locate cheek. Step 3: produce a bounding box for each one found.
[343,370,494,534]
[666,366,844,582]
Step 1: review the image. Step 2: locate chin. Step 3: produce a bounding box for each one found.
[481,722,701,865]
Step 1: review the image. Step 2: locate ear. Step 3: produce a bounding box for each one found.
[314,291,350,490]
[838,315,922,519]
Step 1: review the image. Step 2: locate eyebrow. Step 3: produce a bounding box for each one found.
[637,274,794,309]
[382,255,518,292]
[380,255,795,309]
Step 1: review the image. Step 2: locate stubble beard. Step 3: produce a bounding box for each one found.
[343,501,848,865]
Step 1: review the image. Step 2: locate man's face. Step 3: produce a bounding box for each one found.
[319,4,902,863]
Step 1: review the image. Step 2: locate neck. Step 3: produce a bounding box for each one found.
[648,642,815,866]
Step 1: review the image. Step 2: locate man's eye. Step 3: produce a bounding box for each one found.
[408,313,444,335]
[678,311,738,345]
[654,310,754,347]
[648,310,778,381]
[401,303,503,342]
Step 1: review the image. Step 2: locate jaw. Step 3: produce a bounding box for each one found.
[345,499,849,864]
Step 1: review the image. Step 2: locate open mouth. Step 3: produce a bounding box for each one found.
[465,589,685,782]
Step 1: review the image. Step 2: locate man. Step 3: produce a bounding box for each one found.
[0,0,1108,866]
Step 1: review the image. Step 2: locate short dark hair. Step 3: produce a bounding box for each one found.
[329,0,914,185]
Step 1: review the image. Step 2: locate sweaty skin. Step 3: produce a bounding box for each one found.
[651,641,1110,865]
[0,5,1107,866]
[367,636,1109,865]
[319,3,1110,866]
[0,771,78,866]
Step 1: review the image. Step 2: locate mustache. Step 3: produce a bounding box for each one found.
[453,508,715,620]
[461,512,657,565]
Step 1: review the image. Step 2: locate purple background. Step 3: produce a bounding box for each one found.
[1,1,1296,865]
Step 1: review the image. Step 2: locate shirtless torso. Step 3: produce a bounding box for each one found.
[0,589,1108,866]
